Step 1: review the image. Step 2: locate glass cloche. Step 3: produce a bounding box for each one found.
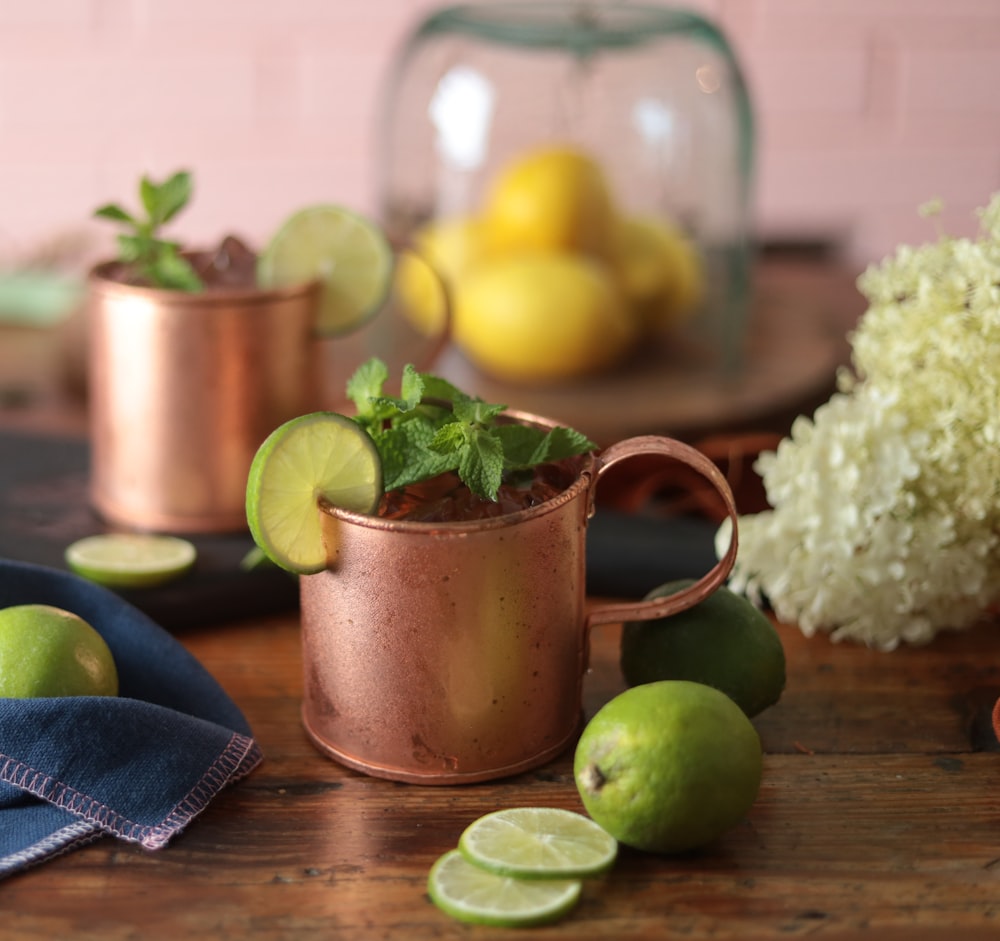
[375,2,755,432]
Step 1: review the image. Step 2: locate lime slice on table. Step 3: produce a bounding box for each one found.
[428,849,582,928]
[458,807,618,879]
[245,411,383,574]
[65,534,196,589]
[257,204,394,336]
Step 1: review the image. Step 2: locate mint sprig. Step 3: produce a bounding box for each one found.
[348,359,595,501]
[94,170,203,292]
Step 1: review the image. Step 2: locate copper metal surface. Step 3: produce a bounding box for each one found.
[87,263,321,533]
[299,427,739,785]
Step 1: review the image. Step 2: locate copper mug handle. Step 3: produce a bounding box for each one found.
[585,435,739,629]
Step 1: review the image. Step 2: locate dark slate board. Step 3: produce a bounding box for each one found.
[0,429,719,632]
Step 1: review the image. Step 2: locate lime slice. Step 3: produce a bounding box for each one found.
[257,204,394,336]
[245,411,383,574]
[65,534,196,589]
[458,807,618,879]
[428,850,581,928]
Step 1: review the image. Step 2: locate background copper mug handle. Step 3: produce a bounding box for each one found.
[585,435,739,628]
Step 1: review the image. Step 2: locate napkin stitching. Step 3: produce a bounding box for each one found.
[0,731,262,850]
[141,731,263,849]
[1,819,104,876]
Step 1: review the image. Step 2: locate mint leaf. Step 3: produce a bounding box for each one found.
[94,169,201,291]
[378,418,456,490]
[458,429,505,501]
[399,363,425,409]
[347,357,389,420]
[94,204,135,225]
[342,359,595,502]
[150,246,203,292]
[493,423,550,467]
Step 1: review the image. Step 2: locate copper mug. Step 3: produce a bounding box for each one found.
[87,262,323,533]
[299,422,739,784]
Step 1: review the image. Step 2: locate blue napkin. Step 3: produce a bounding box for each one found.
[0,559,263,878]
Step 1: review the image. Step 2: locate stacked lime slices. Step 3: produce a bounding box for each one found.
[428,807,617,928]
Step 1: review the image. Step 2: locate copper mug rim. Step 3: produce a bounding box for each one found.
[319,410,739,629]
[88,257,321,309]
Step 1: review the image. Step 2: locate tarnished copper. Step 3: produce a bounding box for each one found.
[299,420,739,785]
[87,262,321,533]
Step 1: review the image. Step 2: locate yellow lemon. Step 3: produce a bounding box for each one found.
[396,215,489,335]
[453,253,637,384]
[482,146,616,258]
[614,215,705,332]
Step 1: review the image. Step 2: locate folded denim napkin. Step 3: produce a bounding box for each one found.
[0,558,263,879]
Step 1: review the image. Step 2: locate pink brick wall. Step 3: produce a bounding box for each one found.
[0,0,997,272]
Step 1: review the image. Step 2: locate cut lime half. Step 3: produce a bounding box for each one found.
[458,807,617,880]
[245,411,383,574]
[428,849,581,928]
[65,534,196,589]
[257,204,394,336]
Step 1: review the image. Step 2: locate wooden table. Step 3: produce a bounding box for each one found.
[3,258,1000,939]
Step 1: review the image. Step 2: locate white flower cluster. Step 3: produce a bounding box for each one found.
[716,196,1000,649]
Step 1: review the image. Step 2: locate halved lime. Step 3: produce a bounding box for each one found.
[458,807,618,880]
[428,849,581,928]
[257,204,394,336]
[65,534,196,589]
[245,411,383,574]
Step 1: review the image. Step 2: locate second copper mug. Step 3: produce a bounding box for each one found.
[299,421,739,785]
[87,263,321,533]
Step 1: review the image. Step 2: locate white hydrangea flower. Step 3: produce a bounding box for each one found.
[718,194,1000,649]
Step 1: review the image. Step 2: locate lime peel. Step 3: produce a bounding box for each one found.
[428,849,582,928]
[65,534,196,589]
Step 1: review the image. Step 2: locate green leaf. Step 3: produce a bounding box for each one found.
[149,247,203,292]
[93,168,198,290]
[342,358,594,505]
[140,170,193,227]
[116,233,148,264]
[157,170,194,225]
[94,203,135,224]
[399,364,425,410]
[529,426,596,466]
[493,423,550,467]
[429,421,470,456]
[418,372,469,408]
[458,429,505,500]
[346,358,389,420]
[454,397,505,426]
[378,419,456,491]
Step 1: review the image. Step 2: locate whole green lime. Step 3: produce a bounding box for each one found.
[620,579,785,717]
[574,680,762,854]
[0,604,119,698]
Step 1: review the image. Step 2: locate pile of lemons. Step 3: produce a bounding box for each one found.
[399,144,704,385]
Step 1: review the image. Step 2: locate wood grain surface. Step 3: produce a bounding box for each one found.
[3,257,1000,940]
[4,611,1000,941]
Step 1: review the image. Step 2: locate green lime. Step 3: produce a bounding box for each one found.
[245,411,383,574]
[621,579,786,717]
[458,807,617,879]
[428,849,582,928]
[65,533,196,589]
[257,204,393,336]
[574,680,763,854]
[0,603,118,698]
